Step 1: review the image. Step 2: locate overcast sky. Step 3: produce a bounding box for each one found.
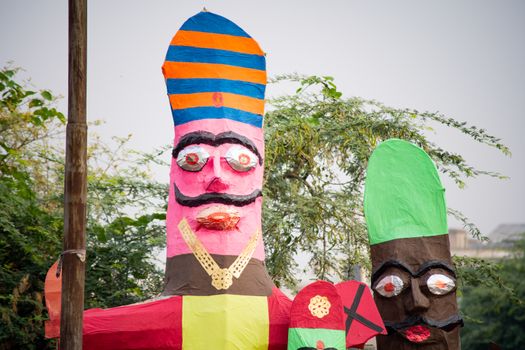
[1,0,524,237]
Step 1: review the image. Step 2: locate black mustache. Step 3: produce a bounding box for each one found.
[174,184,262,207]
[384,314,464,333]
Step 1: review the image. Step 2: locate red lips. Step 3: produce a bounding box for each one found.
[196,205,240,230]
[403,325,430,342]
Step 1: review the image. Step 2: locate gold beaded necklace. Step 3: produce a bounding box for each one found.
[178,218,260,290]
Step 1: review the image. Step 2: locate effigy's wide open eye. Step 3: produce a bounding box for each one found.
[225,145,257,172]
[426,274,455,295]
[176,145,210,172]
[374,275,404,298]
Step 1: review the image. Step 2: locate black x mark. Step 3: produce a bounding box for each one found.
[344,284,384,334]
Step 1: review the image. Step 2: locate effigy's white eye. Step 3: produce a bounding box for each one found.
[176,145,209,172]
[374,275,404,297]
[426,274,455,295]
[225,145,257,172]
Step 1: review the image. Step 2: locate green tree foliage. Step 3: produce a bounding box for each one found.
[84,138,167,308]
[263,74,510,288]
[0,68,167,349]
[0,68,65,349]
[459,235,525,350]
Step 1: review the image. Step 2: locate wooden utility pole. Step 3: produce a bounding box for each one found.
[60,0,87,348]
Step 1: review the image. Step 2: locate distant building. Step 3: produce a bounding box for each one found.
[449,223,525,259]
[489,223,525,246]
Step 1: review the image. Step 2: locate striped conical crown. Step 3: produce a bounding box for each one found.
[162,11,266,128]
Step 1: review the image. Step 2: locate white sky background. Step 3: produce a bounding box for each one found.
[1,0,524,237]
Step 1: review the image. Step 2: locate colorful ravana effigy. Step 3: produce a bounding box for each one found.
[364,139,463,349]
[43,11,459,350]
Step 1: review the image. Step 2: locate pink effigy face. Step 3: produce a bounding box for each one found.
[166,118,265,260]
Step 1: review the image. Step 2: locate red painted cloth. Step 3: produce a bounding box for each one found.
[46,285,290,349]
[83,296,183,350]
[289,280,345,331]
[268,287,292,349]
[335,281,387,349]
[83,288,291,349]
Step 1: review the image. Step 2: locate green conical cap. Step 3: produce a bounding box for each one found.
[364,139,448,245]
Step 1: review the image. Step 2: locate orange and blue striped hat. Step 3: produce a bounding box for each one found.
[162,11,266,128]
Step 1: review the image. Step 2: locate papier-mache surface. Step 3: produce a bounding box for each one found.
[163,11,267,260]
[162,11,266,128]
[167,119,265,259]
[364,139,448,245]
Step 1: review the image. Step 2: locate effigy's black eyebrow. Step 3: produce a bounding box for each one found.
[172,131,262,165]
[372,260,456,282]
[415,260,456,278]
[371,260,413,283]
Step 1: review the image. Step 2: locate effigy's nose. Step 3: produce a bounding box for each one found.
[206,176,229,192]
